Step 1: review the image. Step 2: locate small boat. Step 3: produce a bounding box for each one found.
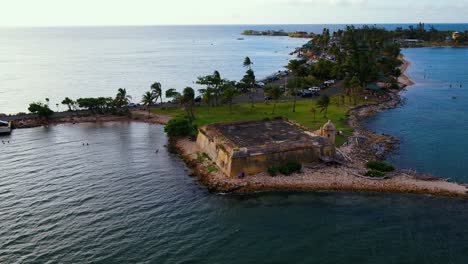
[0,120,11,134]
[237,38,244,40]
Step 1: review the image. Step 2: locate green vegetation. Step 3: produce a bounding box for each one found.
[364,170,386,178]
[141,91,155,116]
[28,102,54,119]
[154,96,354,145]
[366,161,395,172]
[207,164,218,173]
[76,97,115,114]
[363,161,395,178]
[195,152,210,164]
[263,85,283,114]
[316,95,331,118]
[268,160,302,176]
[164,117,197,138]
[61,97,75,111]
[392,23,468,46]
[151,82,163,104]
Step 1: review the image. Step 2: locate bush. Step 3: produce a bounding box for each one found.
[364,170,386,177]
[28,102,54,118]
[366,161,395,172]
[268,160,302,176]
[164,118,197,138]
[268,166,279,176]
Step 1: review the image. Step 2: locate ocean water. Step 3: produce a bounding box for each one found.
[2,24,468,114]
[366,48,468,182]
[0,26,307,114]
[1,123,468,263]
[2,25,468,263]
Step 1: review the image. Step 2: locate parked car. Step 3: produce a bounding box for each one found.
[127,103,137,108]
[308,87,320,94]
[301,89,313,97]
[194,95,202,102]
[256,82,265,88]
[278,70,289,77]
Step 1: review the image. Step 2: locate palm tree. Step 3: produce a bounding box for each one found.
[287,59,308,112]
[165,88,181,104]
[61,97,75,111]
[221,82,237,113]
[317,95,331,118]
[141,91,155,116]
[182,87,195,120]
[243,57,252,69]
[264,85,283,114]
[242,69,256,108]
[115,88,132,108]
[151,82,163,105]
[310,107,317,122]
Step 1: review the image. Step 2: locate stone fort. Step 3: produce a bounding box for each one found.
[196,118,336,177]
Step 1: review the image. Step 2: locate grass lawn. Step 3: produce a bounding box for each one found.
[154,96,366,146]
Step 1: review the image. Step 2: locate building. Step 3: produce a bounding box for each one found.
[196,118,336,177]
[452,31,461,40]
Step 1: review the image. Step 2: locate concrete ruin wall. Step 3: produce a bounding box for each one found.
[196,130,233,177]
[197,128,336,178]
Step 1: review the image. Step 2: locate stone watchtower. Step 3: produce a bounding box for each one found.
[321,120,336,145]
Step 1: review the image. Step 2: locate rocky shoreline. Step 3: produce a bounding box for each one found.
[4,56,468,198]
[170,55,468,198]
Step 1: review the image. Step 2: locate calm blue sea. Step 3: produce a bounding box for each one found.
[1,25,468,263]
[367,47,468,182]
[1,122,468,263]
[1,24,468,114]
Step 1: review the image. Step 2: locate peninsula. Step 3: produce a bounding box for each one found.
[4,24,468,198]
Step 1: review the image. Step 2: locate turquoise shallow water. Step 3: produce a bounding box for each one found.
[1,123,468,263]
[366,48,468,182]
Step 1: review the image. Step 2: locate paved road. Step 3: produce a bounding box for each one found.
[233,78,344,104]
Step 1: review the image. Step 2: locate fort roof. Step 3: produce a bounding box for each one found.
[201,118,326,154]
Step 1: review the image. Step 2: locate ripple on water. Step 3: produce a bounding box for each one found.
[1,122,468,263]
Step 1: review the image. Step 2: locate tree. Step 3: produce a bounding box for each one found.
[198,88,214,108]
[221,82,237,113]
[182,87,195,120]
[61,97,75,111]
[310,107,317,121]
[164,118,197,138]
[287,59,308,112]
[311,58,337,80]
[317,95,331,118]
[151,82,163,104]
[287,59,307,76]
[242,69,256,108]
[264,85,283,114]
[115,88,132,108]
[165,88,182,104]
[28,102,54,119]
[141,91,155,116]
[243,56,252,69]
[76,97,114,114]
[196,71,225,106]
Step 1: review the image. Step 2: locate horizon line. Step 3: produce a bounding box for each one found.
[1,22,468,29]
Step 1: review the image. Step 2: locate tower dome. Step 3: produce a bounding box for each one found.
[321,120,336,145]
[323,120,336,131]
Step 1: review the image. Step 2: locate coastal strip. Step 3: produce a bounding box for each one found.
[169,55,467,198]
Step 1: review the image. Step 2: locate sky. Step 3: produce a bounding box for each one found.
[1,0,467,27]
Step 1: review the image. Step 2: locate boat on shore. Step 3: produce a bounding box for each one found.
[0,120,12,134]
